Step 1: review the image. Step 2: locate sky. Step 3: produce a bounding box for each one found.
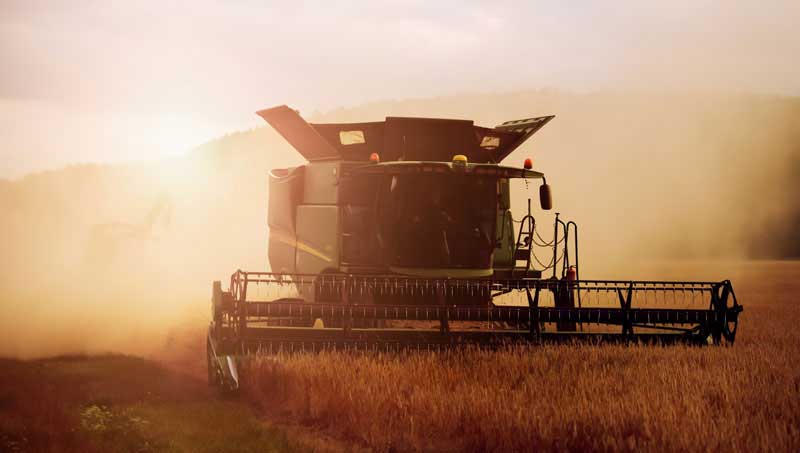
[1,0,799,178]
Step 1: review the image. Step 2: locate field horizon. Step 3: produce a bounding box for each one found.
[2,89,798,449]
[3,2,800,450]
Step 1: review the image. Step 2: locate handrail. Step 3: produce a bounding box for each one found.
[226,269,729,290]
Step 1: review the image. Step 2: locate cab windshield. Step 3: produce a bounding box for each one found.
[378,174,497,269]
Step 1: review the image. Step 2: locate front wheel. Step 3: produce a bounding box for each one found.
[206,337,219,388]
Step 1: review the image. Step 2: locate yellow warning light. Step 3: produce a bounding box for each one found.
[452,154,468,165]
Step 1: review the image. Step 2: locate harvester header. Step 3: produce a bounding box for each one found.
[207,105,743,391]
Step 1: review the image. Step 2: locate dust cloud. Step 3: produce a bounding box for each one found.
[1,90,798,358]
[315,91,800,275]
[0,127,303,359]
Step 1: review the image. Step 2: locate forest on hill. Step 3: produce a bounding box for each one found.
[1,90,798,358]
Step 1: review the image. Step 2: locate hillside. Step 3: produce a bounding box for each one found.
[0,126,303,358]
[0,90,798,358]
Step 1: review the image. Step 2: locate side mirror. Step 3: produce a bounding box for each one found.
[539,183,552,210]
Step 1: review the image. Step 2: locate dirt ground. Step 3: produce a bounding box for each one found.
[2,261,798,452]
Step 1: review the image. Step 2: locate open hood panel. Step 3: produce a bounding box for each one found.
[257,105,554,163]
[257,105,342,161]
[491,115,555,162]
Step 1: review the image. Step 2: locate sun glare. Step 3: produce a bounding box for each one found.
[132,113,217,162]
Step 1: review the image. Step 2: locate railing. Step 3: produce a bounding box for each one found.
[218,271,741,345]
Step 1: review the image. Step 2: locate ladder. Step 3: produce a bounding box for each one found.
[512,200,535,277]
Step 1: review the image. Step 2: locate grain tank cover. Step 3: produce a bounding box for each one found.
[257,105,341,161]
[257,105,554,163]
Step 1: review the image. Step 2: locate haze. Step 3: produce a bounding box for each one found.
[2,0,799,178]
[1,1,799,359]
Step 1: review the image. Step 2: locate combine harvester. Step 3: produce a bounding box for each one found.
[208,106,743,390]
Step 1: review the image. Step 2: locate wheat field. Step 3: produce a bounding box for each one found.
[242,261,800,452]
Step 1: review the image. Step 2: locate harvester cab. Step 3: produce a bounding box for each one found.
[261,105,556,285]
[207,105,742,391]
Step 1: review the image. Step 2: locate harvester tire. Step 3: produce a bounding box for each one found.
[206,338,220,388]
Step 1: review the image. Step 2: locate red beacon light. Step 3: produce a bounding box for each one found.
[566,265,577,281]
[523,157,533,170]
[369,152,380,163]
